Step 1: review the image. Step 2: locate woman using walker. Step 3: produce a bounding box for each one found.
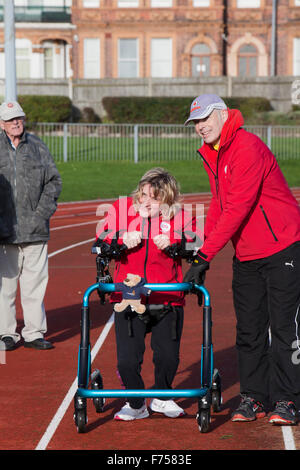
[96,168,202,421]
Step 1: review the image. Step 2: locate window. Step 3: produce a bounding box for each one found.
[16,39,31,78]
[151,0,172,6]
[13,1,72,13]
[293,38,300,75]
[237,0,260,7]
[84,38,100,78]
[118,0,139,6]
[191,43,211,76]
[15,0,72,7]
[44,44,54,78]
[295,0,300,4]
[42,40,68,79]
[151,38,172,77]
[118,39,139,77]
[193,0,210,6]
[238,44,257,76]
[83,0,100,6]
[42,0,72,5]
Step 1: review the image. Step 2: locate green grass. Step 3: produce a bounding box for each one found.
[43,135,201,162]
[43,134,300,163]
[57,159,300,202]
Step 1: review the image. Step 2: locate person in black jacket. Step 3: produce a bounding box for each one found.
[0,101,62,351]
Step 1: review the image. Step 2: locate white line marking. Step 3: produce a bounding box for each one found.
[35,237,111,450]
[51,221,98,231]
[53,211,96,219]
[48,238,95,258]
[35,313,115,451]
[56,204,100,211]
[35,376,77,451]
[281,426,296,450]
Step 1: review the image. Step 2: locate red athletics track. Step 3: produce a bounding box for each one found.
[1,190,300,452]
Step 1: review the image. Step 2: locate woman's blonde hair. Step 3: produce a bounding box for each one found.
[132,167,182,218]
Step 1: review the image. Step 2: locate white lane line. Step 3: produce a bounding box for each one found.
[281,426,296,450]
[35,313,115,451]
[56,204,100,211]
[35,376,77,451]
[36,237,115,450]
[53,211,96,219]
[48,238,95,258]
[51,221,98,231]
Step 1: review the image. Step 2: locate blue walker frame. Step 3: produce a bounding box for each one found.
[74,281,222,433]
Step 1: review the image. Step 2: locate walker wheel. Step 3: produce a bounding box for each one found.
[212,368,222,412]
[212,389,222,413]
[91,369,105,413]
[197,409,211,433]
[74,393,87,433]
[93,397,105,413]
[74,409,87,433]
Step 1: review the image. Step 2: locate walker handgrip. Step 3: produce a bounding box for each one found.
[164,243,195,262]
[91,240,128,258]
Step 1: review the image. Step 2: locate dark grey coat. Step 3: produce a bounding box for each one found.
[0,130,62,244]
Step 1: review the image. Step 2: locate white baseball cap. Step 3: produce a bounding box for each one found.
[0,101,25,121]
[184,94,227,125]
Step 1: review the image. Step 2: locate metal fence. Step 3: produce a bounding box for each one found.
[28,123,300,163]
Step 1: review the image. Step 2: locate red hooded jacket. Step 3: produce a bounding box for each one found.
[199,109,300,262]
[96,197,202,305]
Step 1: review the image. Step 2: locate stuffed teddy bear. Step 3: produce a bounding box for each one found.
[114,273,151,314]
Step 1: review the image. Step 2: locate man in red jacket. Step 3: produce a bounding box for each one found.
[184,94,300,425]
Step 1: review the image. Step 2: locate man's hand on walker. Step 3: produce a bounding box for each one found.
[183,252,209,285]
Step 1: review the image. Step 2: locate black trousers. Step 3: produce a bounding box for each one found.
[232,241,300,409]
[114,306,184,409]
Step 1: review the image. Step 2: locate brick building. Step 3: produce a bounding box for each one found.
[0,0,299,81]
[0,0,73,80]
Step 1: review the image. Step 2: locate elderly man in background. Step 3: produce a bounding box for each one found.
[0,101,62,351]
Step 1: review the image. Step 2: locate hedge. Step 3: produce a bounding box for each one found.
[102,96,273,124]
[18,95,72,122]
[14,94,273,124]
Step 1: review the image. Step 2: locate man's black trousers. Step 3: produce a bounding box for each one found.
[232,241,300,409]
[114,306,184,409]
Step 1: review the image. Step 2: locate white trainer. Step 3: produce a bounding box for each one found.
[150,398,185,418]
[114,402,149,421]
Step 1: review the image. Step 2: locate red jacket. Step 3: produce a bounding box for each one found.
[96,197,202,305]
[199,109,300,262]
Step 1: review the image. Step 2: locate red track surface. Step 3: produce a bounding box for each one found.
[1,190,300,452]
